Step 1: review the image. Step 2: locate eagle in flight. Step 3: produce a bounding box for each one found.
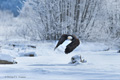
[54,34,80,54]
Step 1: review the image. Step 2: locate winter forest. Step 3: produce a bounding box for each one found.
[0,0,120,44]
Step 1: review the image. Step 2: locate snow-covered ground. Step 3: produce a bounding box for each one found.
[0,40,120,80]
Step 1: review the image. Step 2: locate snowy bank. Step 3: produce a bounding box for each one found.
[0,53,17,64]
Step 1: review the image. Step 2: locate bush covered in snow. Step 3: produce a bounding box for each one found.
[14,0,120,45]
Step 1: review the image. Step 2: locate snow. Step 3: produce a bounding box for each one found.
[0,41,120,80]
[0,53,14,62]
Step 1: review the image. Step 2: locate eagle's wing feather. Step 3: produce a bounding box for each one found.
[65,39,80,54]
[54,34,68,50]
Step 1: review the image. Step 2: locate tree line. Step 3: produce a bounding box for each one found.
[3,0,120,44]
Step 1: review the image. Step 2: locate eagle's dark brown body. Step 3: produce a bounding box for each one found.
[54,34,80,54]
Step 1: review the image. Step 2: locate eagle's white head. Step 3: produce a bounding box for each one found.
[67,36,73,40]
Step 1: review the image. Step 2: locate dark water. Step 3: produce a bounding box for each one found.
[0,0,25,17]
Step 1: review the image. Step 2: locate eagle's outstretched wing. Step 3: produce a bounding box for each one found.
[54,34,68,50]
[65,39,80,54]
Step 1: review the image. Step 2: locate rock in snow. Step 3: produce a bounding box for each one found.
[19,52,37,57]
[69,55,87,64]
[0,53,17,64]
[117,50,120,53]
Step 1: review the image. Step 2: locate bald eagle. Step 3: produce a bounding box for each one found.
[54,34,80,54]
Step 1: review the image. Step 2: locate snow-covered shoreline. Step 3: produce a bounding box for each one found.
[0,40,120,80]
